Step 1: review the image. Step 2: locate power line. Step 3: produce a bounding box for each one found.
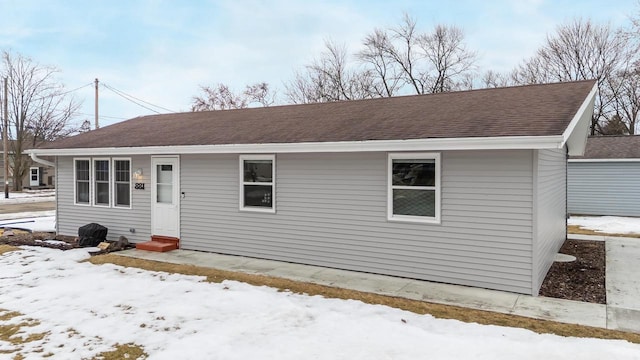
[33,82,93,101]
[101,82,176,113]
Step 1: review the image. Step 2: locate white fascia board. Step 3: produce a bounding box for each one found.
[569,158,640,163]
[562,83,598,156]
[26,135,566,157]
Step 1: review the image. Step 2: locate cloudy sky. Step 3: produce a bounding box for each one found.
[0,0,636,127]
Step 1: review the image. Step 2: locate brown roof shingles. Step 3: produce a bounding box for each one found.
[39,80,596,150]
[572,135,640,159]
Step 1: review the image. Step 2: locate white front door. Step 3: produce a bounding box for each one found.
[151,156,180,238]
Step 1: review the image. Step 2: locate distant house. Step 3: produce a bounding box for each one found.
[28,80,596,296]
[569,135,640,216]
[0,140,55,190]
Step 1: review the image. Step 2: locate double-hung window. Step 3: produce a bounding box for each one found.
[74,159,90,205]
[94,159,110,206]
[113,159,131,207]
[240,155,275,213]
[388,153,440,223]
[73,157,131,208]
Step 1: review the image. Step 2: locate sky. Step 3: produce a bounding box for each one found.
[0,0,637,128]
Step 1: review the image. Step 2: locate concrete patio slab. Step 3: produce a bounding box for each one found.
[606,237,640,332]
[397,280,519,314]
[512,296,606,328]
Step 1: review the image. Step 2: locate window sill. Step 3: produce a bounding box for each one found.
[240,206,276,214]
[387,215,441,225]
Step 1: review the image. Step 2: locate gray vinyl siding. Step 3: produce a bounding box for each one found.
[56,156,151,242]
[532,148,567,295]
[180,150,535,294]
[568,161,640,216]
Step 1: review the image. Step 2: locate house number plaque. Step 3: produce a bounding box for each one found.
[134,183,145,190]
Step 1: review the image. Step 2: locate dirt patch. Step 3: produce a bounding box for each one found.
[540,240,605,304]
[0,232,75,250]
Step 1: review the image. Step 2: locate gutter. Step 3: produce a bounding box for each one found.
[29,151,55,167]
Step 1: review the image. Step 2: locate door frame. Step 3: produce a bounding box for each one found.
[150,155,180,238]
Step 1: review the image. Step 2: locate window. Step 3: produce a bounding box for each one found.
[94,159,110,206]
[388,153,440,223]
[240,155,275,212]
[113,159,131,207]
[74,157,132,209]
[74,159,90,205]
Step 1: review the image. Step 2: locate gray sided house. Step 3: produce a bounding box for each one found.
[569,135,640,216]
[29,80,597,296]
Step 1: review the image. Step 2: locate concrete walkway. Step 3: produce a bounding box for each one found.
[110,234,640,332]
[605,236,640,332]
[115,234,640,332]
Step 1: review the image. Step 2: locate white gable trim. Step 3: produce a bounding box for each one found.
[561,82,598,156]
[28,135,567,156]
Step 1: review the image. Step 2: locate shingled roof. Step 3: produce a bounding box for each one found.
[572,135,640,159]
[37,80,596,151]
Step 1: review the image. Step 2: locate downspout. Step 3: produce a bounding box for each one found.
[30,152,56,168]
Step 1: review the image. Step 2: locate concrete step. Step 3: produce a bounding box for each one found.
[135,240,178,252]
[136,236,179,252]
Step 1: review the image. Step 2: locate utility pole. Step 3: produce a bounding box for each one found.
[94,78,99,129]
[3,77,8,199]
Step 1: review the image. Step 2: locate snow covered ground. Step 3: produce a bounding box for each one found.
[0,246,639,359]
[0,190,55,204]
[0,213,55,231]
[569,216,640,235]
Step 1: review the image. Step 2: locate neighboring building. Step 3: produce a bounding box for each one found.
[0,140,55,190]
[569,135,640,216]
[29,80,597,296]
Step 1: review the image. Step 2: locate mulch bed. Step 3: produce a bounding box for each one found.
[539,239,606,304]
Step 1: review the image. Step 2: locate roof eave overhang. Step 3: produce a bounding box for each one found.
[561,82,598,156]
[27,135,567,157]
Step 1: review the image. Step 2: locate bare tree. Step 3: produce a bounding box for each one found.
[1,51,81,190]
[287,14,478,103]
[285,41,375,103]
[511,19,632,134]
[419,24,477,93]
[481,70,511,88]
[604,67,640,134]
[191,82,275,111]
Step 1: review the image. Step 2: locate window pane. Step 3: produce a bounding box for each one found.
[392,160,435,186]
[76,160,89,181]
[116,183,130,206]
[96,182,110,205]
[244,160,272,182]
[76,181,89,203]
[244,184,272,207]
[157,184,173,204]
[157,164,173,184]
[393,189,435,217]
[95,160,109,181]
[115,160,130,182]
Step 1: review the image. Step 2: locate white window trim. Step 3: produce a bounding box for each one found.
[239,154,276,213]
[387,152,441,224]
[73,158,92,206]
[93,158,112,208]
[112,157,132,209]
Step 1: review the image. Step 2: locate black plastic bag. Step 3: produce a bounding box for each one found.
[77,223,108,247]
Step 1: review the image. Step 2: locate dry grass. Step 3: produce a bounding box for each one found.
[568,225,640,238]
[0,245,19,255]
[91,343,147,360]
[89,254,640,344]
[0,309,49,358]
